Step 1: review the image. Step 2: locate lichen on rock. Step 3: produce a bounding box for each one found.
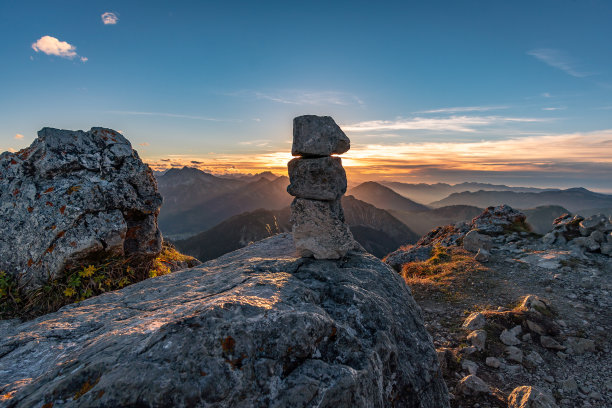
[0,127,163,290]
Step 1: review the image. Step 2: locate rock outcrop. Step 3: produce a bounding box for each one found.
[543,213,612,257]
[288,115,356,259]
[0,128,162,289]
[384,204,528,270]
[0,233,449,407]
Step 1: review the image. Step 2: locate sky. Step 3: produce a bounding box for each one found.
[1,0,611,191]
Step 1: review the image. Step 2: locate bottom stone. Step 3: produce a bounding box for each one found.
[290,198,356,259]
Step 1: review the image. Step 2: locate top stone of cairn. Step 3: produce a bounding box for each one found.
[292,115,350,157]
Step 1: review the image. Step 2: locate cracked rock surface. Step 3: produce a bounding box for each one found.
[0,233,449,407]
[0,127,162,289]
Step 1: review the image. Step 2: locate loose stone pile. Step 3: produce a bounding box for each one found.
[287,115,356,259]
[543,213,612,257]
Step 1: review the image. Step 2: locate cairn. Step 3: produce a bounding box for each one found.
[288,115,356,259]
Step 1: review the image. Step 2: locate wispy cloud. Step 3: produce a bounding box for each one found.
[139,142,150,146]
[527,48,591,78]
[228,89,364,106]
[14,134,24,140]
[31,35,86,62]
[101,12,119,25]
[106,110,240,122]
[238,139,271,147]
[542,107,566,111]
[343,115,548,133]
[415,105,508,114]
[142,129,612,191]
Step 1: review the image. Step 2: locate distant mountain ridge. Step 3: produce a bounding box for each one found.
[157,167,291,239]
[175,195,419,261]
[381,181,557,204]
[349,181,430,212]
[431,188,612,212]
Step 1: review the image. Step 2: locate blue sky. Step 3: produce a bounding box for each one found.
[1,0,611,190]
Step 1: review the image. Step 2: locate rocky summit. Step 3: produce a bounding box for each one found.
[288,115,356,259]
[0,233,449,408]
[0,127,162,289]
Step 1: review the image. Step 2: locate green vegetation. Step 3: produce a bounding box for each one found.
[0,242,198,320]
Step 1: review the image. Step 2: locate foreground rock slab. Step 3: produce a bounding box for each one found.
[0,127,162,289]
[0,233,449,407]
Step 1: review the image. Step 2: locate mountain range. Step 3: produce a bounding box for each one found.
[430,188,612,212]
[381,181,556,204]
[174,195,419,261]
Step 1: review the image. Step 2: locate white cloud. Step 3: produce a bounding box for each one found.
[31,35,86,62]
[14,134,24,140]
[415,105,508,114]
[80,56,88,62]
[542,107,566,111]
[343,115,548,133]
[527,49,591,78]
[101,12,119,25]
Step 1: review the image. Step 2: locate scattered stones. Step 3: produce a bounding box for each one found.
[505,346,524,363]
[500,326,522,346]
[508,386,559,408]
[547,213,612,257]
[467,329,487,351]
[291,115,350,156]
[485,356,501,368]
[288,115,356,259]
[462,312,486,330]
[540,335,565,350]
[456,374,490,396]
[0,127,163,290]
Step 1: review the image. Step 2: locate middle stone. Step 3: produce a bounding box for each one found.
[287,156,347,201]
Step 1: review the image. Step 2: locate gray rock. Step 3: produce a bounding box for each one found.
[384,245,432,271]
[292,115,350,157]
[508,386,559,408]
[467,329,487,351]
[0,233,449,407]
[561,377,578,393]
[456,374,489,396]
[524,351,545,368]
[470,205,527,235]
[0,127,162,290]
[590,229,604,243]
[287,156,347,200]
[474,248,490,262]
[579,214,607,236]
[461,360,478,375]
[485,356,501,368]
[505,346,524,363]
[542,232,556,245]
[462,312,486,330]
[500,327,522,346]
[290,198,356,259]
[600,242,612,256]
[540,335,565,350]
[463,230,493,252]
[565,337,595,355]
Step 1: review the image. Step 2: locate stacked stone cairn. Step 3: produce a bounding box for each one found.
[288,115,356,259]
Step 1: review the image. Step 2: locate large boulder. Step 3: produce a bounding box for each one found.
[0,127,162,289]
[0,233,449,407]
[287,156,347,201]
